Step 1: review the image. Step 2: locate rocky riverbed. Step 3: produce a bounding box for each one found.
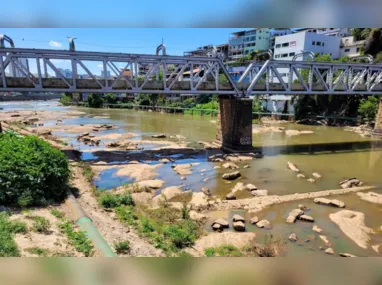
[1,100,382,257]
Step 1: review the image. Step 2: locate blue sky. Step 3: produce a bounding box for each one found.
[1,28,249,75]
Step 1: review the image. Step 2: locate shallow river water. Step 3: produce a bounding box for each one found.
[2,100,381,257]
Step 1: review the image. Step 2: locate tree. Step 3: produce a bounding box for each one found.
[104,93,117,104]
[87,94,104,108]
[358,96,380,121]
[364,28,382,56]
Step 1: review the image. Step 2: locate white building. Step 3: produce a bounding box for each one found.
[316,28,351,37]
[10,58,29,77]
[340,36,365,58]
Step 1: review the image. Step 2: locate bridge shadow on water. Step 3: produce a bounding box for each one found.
[255,139,382,156]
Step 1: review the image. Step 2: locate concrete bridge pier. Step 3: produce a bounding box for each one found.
[71,92,83,103]
[216,96,253,152]
[373,98,382,136]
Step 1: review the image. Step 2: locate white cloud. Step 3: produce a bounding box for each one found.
[97,64,103,68]
[49,40,62,48]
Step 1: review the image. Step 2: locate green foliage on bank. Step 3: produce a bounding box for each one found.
[87,93,104,108]
[59,93,72,105]
[58,220,94,257]
[97,192,135,209]
[0,212,25,257]
[0,133,70,207]
[358,96,380,121]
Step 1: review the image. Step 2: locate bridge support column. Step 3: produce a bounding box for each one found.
[71,92,83,104]
[373,98,382,136]
[216,96,253,152]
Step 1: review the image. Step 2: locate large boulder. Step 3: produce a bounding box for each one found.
[232,214,245,223]
[289,233,298,242]
[189,210,207,221]
[225,192,236,200]
[189,192,209,211]
[201,187,212,196]
[231,182,245,193]
[222,171,241,180]
[314,198,345,208]
[233,221,246,231]
[339,253,356,257]
[212,218,229,229]
[250,216,259,224]
[246,184,257,191]
[152,186,183,204]
[312,225,323,233]
[298,215,314,222]
[325,248,335,255]
[287,162,300,172]
[286,208,304,224]
[329,210,374,249]
[151,134,166,138]
[137,179,165,190]
[357,192,382,205]
[339,178,361,188]
[173,163,200,176]
[251,190,268,197]
[256,220,272,229]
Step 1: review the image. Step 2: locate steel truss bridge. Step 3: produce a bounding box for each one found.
[1,45,382,97]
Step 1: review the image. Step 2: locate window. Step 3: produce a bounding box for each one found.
[322,42,325,46]
[316,41,322,46]
[312,41,316,45]
[344,48,350,52]
[282,42,289,47]
[275,54,280,58]
[275,44,281,48]
[259,36,261,39]
[289,52,295,57]
[356,47,360,52]
[281,53,288,58]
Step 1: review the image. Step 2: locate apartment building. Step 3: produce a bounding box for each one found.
[340,36,365,58]
[269,29,292,48]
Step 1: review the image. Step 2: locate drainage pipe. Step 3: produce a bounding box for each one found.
[65,191,117,257]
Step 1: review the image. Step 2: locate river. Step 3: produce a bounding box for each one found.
[1,100,381,257]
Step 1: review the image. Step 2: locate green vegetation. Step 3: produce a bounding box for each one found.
[50,209,65,219]
[358,96,380,121]
[58,220,94,257]
[204,245,243,257]
[115,203,201,255]
[30,216,51,234]
[97,192,135,209]
[87,93,104,108]
[59,93,72,105]
[25,247,49,257]
[104,93,118,104]
[79,161,95,183]
[114,240,130,254]
[0,212,23,257]
[204,235,287,257]
[0,133,70,207]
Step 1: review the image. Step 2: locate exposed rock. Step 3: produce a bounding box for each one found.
[246,184,257,191]
[36,129,52,136]
[213,166,221,169]
[212,218,229,229]
[298,214,314,222]
[286,130,314,136]
[159,158,171,163]
[312,225,323,233]
[232,182,245,194]
[256,220,272,229]
[372,244,382,254]
[243,165,250,169]
[251,190,268,197]
[170,134,186,140]
[181,176,186,180]
[233,221,246,231]
[250,216,259,224]
[329,210,374,249]
[201,187,211,196]
[212,223,223,232]
[225,155,254,162]
[287,162,300,172]
[169,202,184,210]
[232,214,245,223]
[357,192,382,205]
[131,192,154,205]
[297,174,306,178]
[339,178,361,188]
[339,253,356,257]
[319,235,331,245]
[173,163,200,176]
[136,179,165,190]
[152,186,183,204]
[222,162,239,169]
[286,208,304,224]
[289,233,298,242]
[151,134,166,138]
[314,198,345,208]
[189,210,206,221]
[188,232,256,256]
[298,204,309,211]
[307,178,316,183]
[325,248,335,255]
[222,171,241,180]
[312,172,322,179]
[189,192,209,211]
[225,192,236,200]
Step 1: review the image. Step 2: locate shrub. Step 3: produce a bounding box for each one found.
[204,245,242,257]
[50,209,65,219]
[114,240,130,254]
[31,216,51,234]
[358,96,380,121]
[163,220,198,249]
[59,94,72,106]
[87,93,104,108]
[59,220,94,257]
[98,192,135,208]
[8,219,28,234]
[245,234,287,257]
[204,247,216,257]
[0,133,70,207]
[0,212,21,257]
